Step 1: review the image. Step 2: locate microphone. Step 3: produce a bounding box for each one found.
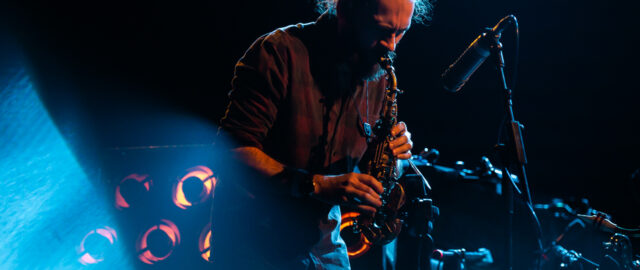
[441,15,517,92]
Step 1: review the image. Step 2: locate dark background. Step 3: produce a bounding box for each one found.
[2,0,639,266]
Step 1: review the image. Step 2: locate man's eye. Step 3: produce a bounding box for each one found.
[377,28,394,38]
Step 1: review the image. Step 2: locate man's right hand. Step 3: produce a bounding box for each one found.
[311,172,384,216]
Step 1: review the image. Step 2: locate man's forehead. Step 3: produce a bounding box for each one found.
[371,0,414,28]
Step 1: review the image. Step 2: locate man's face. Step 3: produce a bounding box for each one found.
[349,0,414,79]
[358,0,414,56]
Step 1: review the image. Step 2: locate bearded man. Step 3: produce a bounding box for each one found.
[212,0,432,268]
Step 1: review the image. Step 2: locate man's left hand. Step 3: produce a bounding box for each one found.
[389,121,413,160]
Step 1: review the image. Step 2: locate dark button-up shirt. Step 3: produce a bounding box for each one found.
[217,13,388,268]
[221,14,386,175]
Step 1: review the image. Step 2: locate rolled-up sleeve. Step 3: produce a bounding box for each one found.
[219,32,290,149]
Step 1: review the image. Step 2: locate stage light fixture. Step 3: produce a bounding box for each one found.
[172,166,216,210]
[77,226,117,265]
[136,219,181,265]
[198,223,212,262]
[115,173,152,210]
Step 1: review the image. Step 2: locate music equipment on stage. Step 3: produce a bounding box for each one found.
[543,232,640,270]
[405,151,519,190]
[441,15,517,93]
[535,199,640,238]
[545,244,599,269]
[601,234,639,270]
[536,198,640,270]
[431,248,494,270]
[357,55,407,246]
[441,15,540,270]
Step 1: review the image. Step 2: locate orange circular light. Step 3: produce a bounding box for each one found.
[77,226,117,265]
[198,223,212,262]
[172,166,216,210]
[136,219,181,265]
[340,212,372,258]
[115,173,152,210]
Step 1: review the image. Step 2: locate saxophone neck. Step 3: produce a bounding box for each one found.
[381,57,395,89]
[380,56,399,95]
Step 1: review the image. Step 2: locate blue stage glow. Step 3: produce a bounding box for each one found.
[0,68,134,269]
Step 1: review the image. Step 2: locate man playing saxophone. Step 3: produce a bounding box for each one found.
[213,0,433,268]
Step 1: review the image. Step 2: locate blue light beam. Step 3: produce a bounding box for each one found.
[0,68,134,269]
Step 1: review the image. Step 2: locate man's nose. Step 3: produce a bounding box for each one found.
[380,34,397,52]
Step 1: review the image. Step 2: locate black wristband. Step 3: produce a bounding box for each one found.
[281,166,315,198]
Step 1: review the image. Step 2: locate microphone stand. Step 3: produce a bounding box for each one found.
[486,21,530,270]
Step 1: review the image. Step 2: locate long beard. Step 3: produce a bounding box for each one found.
[360,63,385,81]
[354,51,395,81]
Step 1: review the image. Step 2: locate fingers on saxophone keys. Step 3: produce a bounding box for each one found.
[358,205,377,216]
[391,121,407,136]
[346,187,382,208]
[356,174,384,194]
[351,179,379,199]
[389,135,408,149]
[392,143,412,156]
[397,150,412,160]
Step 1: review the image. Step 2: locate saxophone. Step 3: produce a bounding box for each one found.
[356,55,407,245]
